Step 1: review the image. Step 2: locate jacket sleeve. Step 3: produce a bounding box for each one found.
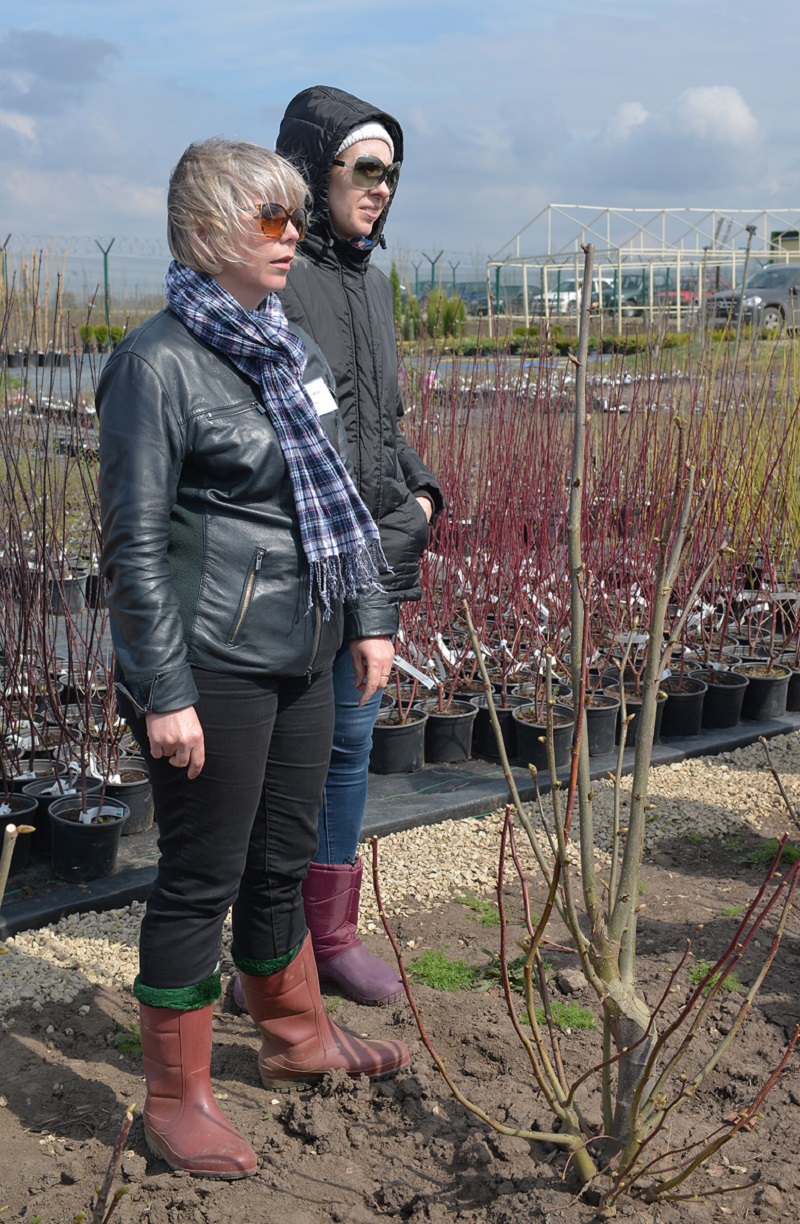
[395,391,444,519]
[98,351,199,715]
[298,325,400,641]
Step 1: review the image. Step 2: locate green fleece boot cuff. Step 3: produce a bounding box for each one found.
[231,940,303,977]
[133,970,221,1011]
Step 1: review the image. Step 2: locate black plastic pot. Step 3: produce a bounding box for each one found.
[369,709,427,774]
[690,668,749,729]
[49,796,129,882]
[660,676,708,738]
[104,756,153,835]
[417,700,478,763]
[22,776,103,860]
[512,702,574,774]
[779,656,800,712]
[584,693,620,757]
[733,662,791,721]
[9,755,61,794]
[2,793,38,875]
[605,686,667,747]
[511,681,573,704]
[469,694,527,759]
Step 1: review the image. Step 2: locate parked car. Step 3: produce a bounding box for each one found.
[457,285,504,316]
[706,263,800,332]
[531,277,610,315]
[599,273,650,317]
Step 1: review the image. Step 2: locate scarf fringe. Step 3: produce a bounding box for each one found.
[310,541,385,619]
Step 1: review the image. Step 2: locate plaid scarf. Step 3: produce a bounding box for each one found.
[165,261,385,618]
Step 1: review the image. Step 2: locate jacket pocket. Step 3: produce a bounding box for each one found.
[227,548,265,645]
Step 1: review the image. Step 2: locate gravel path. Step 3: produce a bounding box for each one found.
[2,730,798,1019]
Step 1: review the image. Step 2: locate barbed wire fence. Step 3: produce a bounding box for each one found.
[1,234,496,302]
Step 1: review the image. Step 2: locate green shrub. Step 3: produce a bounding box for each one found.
[427,288,465,340]
[390,262,403,328]
[110,325,125,347]
[94,323,109,347]
[660,332,690,349]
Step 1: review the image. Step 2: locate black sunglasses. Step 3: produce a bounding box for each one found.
[252,203,308,240]
[331,154,401,193]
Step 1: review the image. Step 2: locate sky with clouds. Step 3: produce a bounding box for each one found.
[1,0,798,285]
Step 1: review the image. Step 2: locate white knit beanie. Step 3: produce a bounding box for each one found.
[336,122,394,160]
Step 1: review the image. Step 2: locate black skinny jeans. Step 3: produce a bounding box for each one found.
[120,665,334,990]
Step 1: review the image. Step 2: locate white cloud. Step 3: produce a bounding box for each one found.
[673,86,758,147]
[0,109,37,141]
[605,102,649,143]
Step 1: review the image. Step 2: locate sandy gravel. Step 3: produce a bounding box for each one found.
[2,729,798,1018]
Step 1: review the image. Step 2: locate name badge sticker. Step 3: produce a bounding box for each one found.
[305,378,338,417]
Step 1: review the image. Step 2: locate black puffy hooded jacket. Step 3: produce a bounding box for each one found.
[276,85,443,637]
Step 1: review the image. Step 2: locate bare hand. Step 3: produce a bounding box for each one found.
[145,707,205,780]
[415,494,434,523]
[348,637,395,707]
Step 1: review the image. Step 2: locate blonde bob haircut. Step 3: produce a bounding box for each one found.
[168,137,309,274]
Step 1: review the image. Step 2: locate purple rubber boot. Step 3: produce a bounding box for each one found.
[302,859,403,1006]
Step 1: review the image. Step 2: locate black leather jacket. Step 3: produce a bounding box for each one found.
[277,86,444,636]
[98,308,355,715]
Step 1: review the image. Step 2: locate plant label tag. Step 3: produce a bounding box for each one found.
[305,379,338,417]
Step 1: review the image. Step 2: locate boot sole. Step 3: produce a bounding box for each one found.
[317,971,405,1008]
[260,1062,408,1093]
[144,1128,257,1179]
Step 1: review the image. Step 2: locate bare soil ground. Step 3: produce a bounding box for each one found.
[2,813,800,1224]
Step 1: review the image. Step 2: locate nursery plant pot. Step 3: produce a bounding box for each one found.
[22,777,103,860]
[9,754,61,794]
[84,569,107,609]
[511,681,573,704]
[49,796,129,882]
[732,662,791,721]
[605,685,667,748]
[369,709,427,774]
[1,793,38,875]
[47,572,87,616]
[103,756,153,835]
[469,694,527,759]
[417,700,478,763]
[584,692,621,757]
[778,655,800,712]
[512,702,575,774]
[659,676,708,739]
[690,668,749,729]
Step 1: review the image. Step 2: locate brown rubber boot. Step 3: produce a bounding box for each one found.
[140,1002,257,1178]
[239,934,410,1091]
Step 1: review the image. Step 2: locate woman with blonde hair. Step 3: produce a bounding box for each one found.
[98,137,408,1180]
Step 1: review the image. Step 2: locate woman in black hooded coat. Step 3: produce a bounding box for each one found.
[232,85,442,1008]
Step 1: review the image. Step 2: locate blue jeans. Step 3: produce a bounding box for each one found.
[316,643,383,864]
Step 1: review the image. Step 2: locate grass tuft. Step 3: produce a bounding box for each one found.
[408,948,479,992]
[115,1022,142,1059]
[456,892,501,927]
[687,958,745,996]
[745,839,800,870]
[522,1001,597,1032]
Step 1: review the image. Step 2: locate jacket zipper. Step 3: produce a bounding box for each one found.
[228,549,264,645]
[306,602,323,682]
